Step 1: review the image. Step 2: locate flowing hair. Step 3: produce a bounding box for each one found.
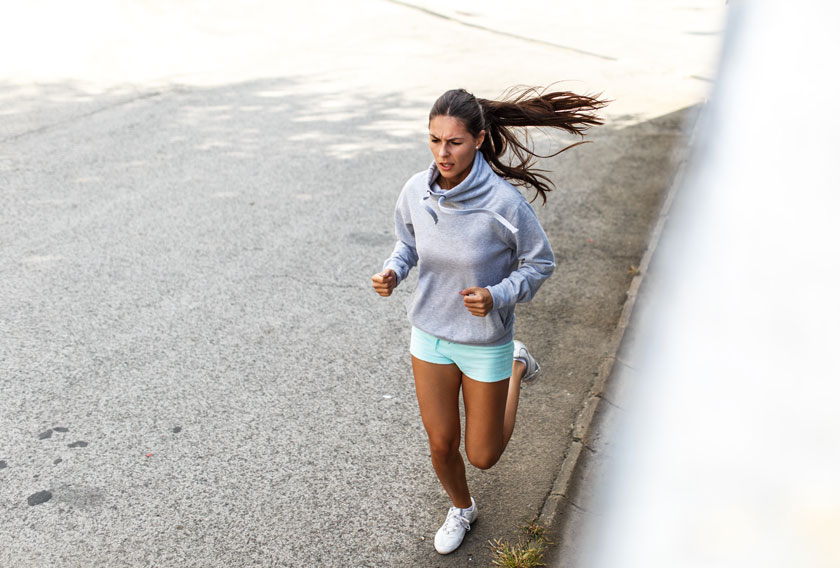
[429,86,608,204]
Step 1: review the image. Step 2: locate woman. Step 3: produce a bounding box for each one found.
[371,87,605,554]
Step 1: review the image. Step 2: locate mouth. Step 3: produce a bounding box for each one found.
[438,162,454,171]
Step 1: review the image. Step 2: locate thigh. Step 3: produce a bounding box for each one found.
[412,356,463,445]
[462,374,509,457]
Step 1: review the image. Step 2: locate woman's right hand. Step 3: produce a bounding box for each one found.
[371,269,397,297]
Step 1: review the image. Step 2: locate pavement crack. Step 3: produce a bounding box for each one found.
[572,435,597,454]
[597,394,624,410]
[385,0,617,61]
[271,273,363,291]
[616,356,637,371]
[568,501,587,513]
[2,89,167,143]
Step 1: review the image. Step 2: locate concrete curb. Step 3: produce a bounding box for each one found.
[536,106,704,532]
[386,0,617,61]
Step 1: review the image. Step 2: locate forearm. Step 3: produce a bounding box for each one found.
[487,258,555,309]
[383,240,417,284]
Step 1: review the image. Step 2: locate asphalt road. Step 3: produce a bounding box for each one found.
[1,1,722,566]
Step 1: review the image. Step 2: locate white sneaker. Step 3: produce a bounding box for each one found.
[513,340,541,383]
[434,498,477,554]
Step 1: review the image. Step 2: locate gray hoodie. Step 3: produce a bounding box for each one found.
[383,152,555,346]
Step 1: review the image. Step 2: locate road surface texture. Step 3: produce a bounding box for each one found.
[0,1,723,565]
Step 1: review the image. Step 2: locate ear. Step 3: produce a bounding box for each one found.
[475,129,486,149]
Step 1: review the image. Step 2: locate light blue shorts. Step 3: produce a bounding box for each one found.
[410,327,514,383]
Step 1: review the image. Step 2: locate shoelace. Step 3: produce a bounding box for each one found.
[441,508,472,535]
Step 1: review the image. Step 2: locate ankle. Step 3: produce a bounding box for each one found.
[453,497,472,509]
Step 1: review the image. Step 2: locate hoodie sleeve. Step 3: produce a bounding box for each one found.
[382,186,418,285]
[486,201,555,309]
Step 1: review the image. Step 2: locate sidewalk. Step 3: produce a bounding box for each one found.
[546,104,696,567]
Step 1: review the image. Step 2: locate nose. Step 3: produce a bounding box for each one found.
[438,143,449,158]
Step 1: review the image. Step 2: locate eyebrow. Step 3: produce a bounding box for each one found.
[429,133,464,141]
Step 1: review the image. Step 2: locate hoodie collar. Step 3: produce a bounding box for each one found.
[420,152,518,234]
[425,151,492,202]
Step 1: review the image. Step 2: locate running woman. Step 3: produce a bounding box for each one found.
[372,87,605,554]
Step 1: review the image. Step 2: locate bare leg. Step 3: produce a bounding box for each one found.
[462,359,527,470]
[412,356,472,508]
[503,360,527,447]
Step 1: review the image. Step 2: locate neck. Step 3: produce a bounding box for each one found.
[439,161,474,190]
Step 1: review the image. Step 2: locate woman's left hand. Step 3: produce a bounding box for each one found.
[459,287,494,317]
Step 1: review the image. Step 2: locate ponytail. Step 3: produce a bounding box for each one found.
[429,87,608,204]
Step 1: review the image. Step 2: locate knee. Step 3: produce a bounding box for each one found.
[428,436,460,462]
[466,449,501,471]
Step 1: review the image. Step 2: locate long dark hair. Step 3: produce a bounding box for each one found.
[429,86,607,204]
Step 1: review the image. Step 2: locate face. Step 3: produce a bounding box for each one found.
[429,115,485,189]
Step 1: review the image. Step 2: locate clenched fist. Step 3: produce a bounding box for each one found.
[371,269,397,297]
[459,286,493,317]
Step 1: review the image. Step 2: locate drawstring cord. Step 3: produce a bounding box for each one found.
[420,192,518,235]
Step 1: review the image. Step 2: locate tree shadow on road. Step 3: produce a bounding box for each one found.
[2,77,700,567]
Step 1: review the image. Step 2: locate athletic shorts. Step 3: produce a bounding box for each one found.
[410,326,514,383]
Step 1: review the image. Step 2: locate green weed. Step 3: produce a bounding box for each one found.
[489,519,549,568]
